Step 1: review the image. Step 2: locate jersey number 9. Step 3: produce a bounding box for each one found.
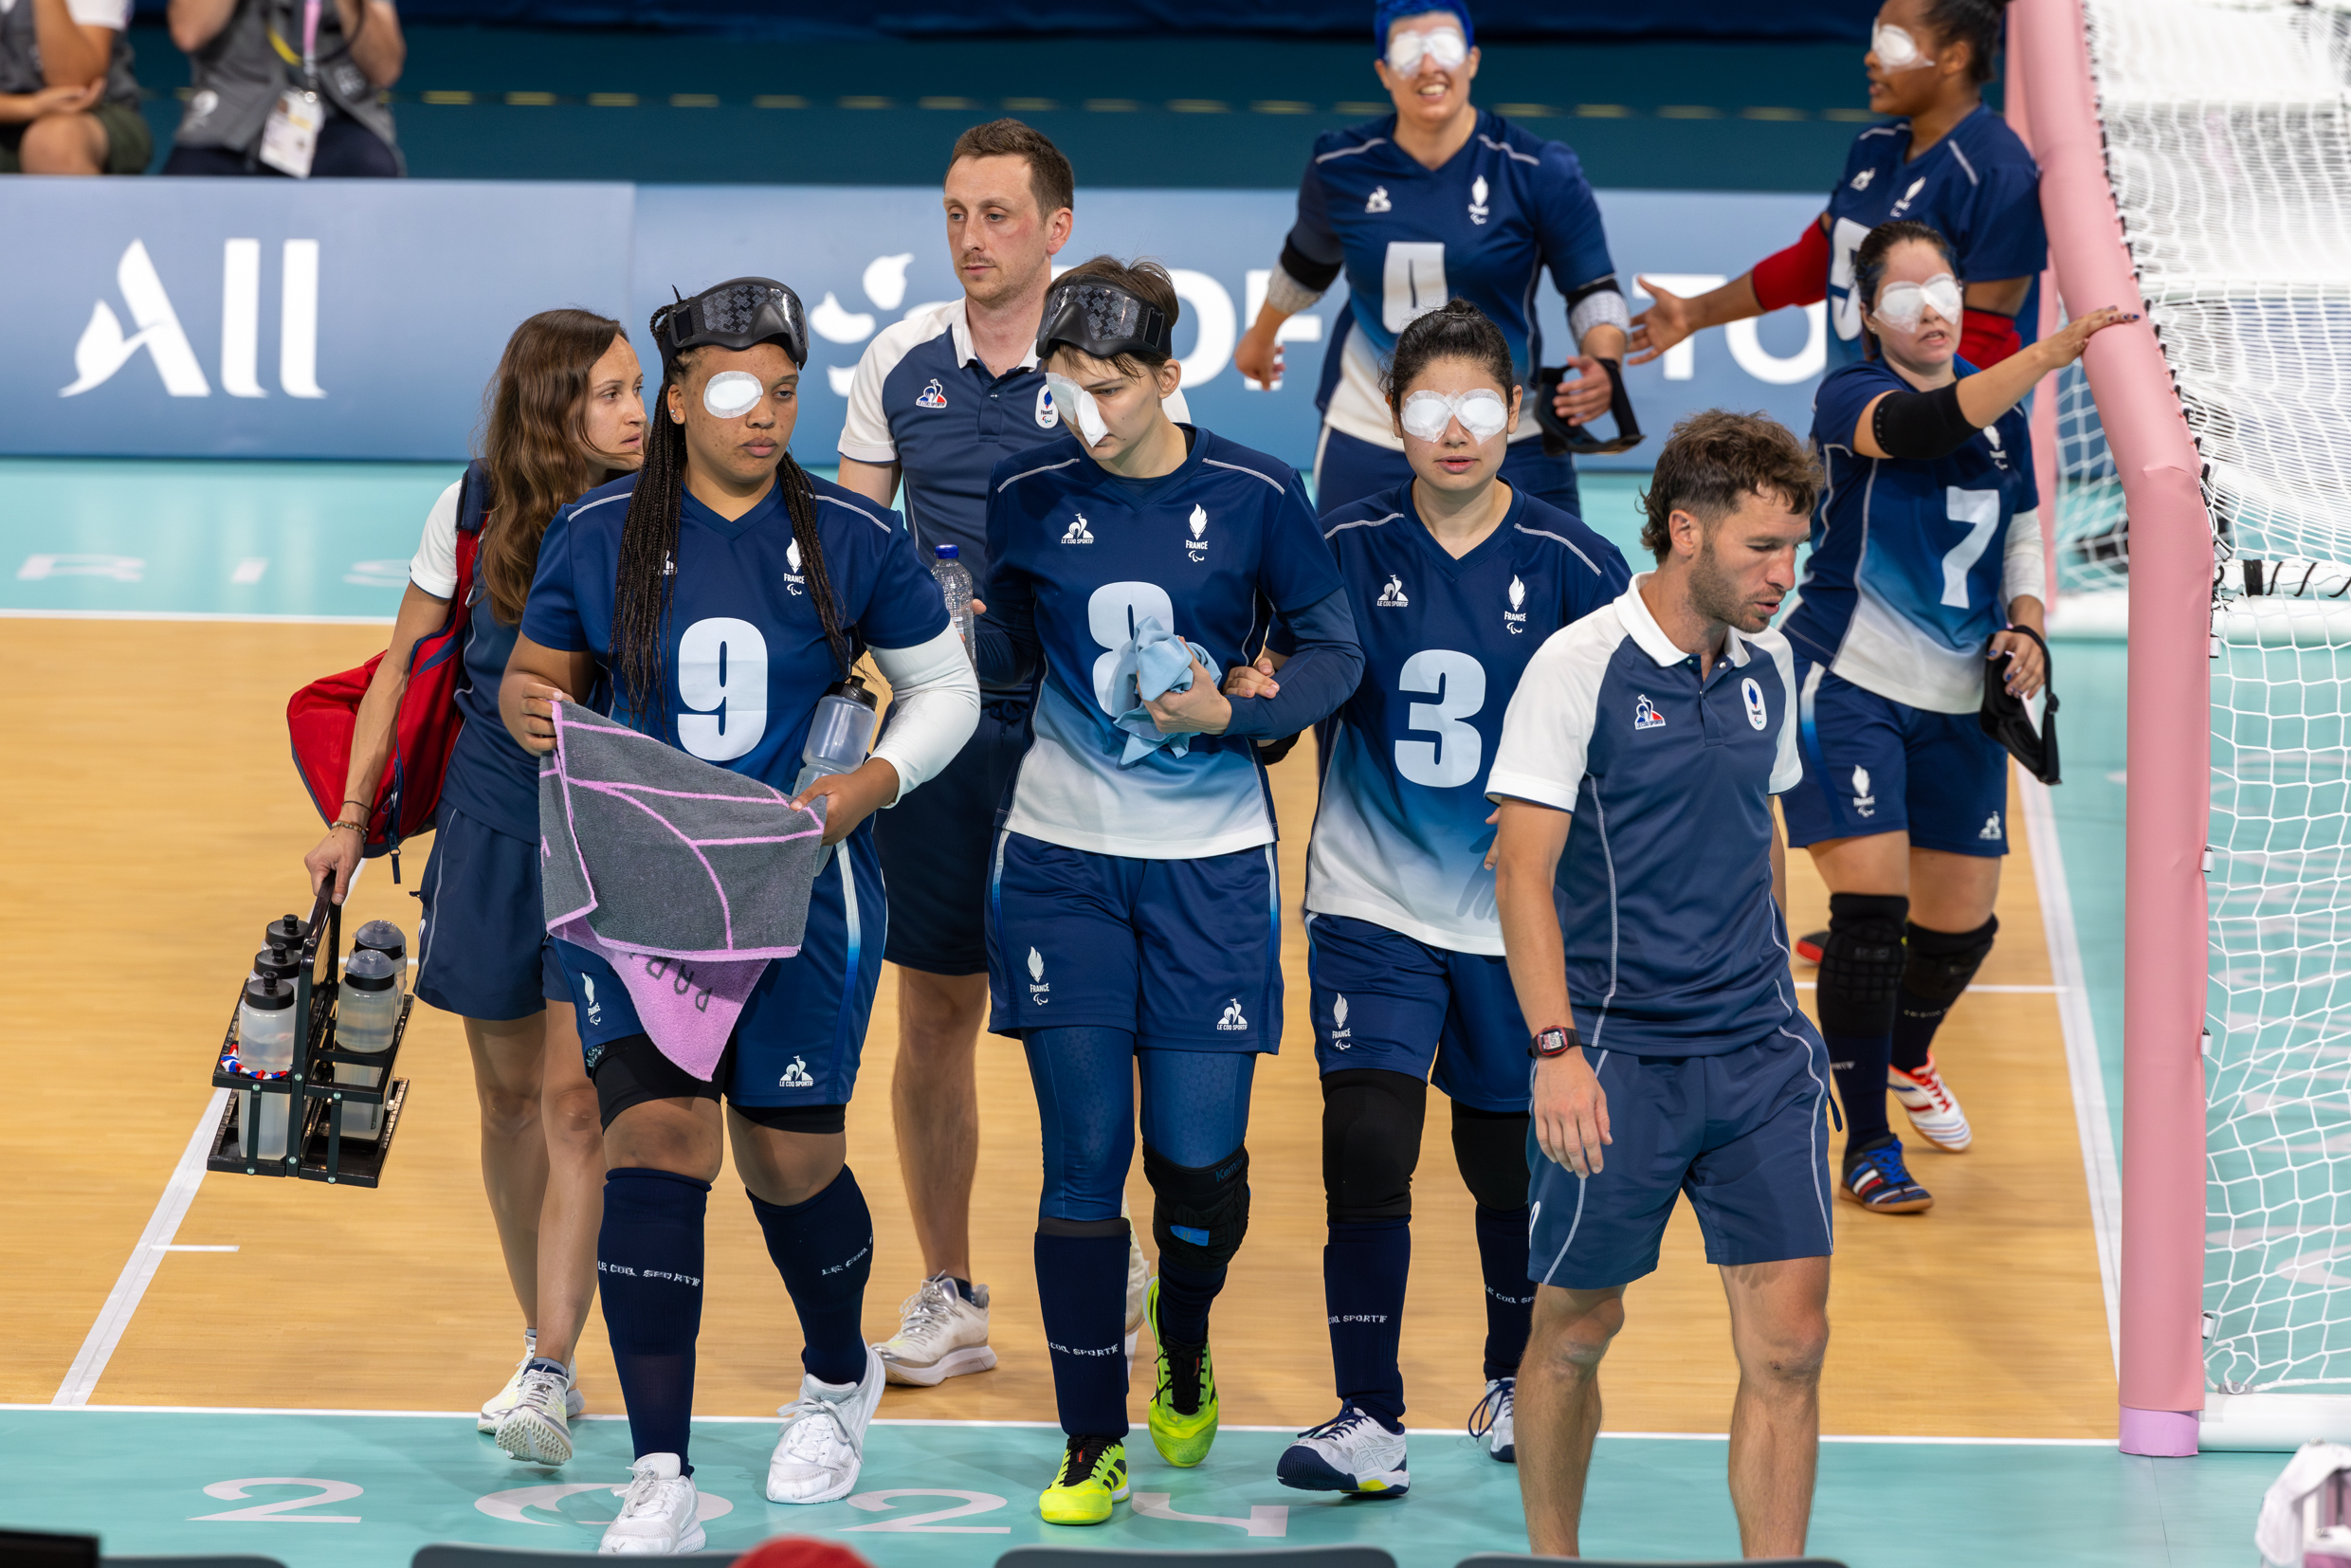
[675,616,770,762]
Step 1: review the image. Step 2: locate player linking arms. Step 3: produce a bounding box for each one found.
[1487,412,1831,1559]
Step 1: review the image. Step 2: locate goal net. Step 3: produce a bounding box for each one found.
[2062,0,2351,1435]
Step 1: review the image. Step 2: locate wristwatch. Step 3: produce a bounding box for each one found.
[1527,1026,1580,1060]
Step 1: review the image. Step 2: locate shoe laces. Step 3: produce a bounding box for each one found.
[614,1466,674,1520]
[894,1275,957,1339]
[516,1366,569,1413]
[777,1391,861,1464]
[1059,1431,1119,1485]
[1467,1377,1514,1440]
[1300,1405,1375,1442]
[1159,1340,1207,1416]
[1849,1139,1916,1190]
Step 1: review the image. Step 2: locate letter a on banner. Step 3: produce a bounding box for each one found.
[61,241,210,398]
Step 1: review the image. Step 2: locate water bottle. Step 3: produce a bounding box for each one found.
[237,975,297,1161]
[264,913,309,954]
[792,676,879,798]
[931,544,975,661]
[354,920,408,995]
[336,949,400,1138]
[251,946,300,986]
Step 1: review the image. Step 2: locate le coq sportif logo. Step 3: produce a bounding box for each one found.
[62,239,326,400]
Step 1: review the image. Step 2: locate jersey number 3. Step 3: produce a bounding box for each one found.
[1394,648,1486,789]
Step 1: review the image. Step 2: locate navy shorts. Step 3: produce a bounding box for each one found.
[1780,657,2011,857]
[986,831,1283,1051]
[414,805,567,1023]
[556,836,886,1110]
[1315,425,1581,519]
[1305,911,1531,1112]
[1528,1015,1835,1290]
[873,700,1027,976]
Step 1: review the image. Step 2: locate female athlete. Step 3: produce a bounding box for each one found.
[1630,0,2045,373]
[978,258,1362,1524]
[1779,221,2128,1213]
[1231,0,1630,517]
[301,308,642,1466]
[501,278,979,1553]
[1234,300,1628,1496]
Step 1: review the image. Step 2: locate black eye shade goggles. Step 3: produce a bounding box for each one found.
[653,277,810,375]
[1035,279,1174,363]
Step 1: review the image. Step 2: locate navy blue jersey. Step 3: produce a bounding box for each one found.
[984,428,1343,860]
[1824,105,2046,367]
[1783,357,2039,712]
[1287,110,1616,448]
[1300,483,1629,953]
[1486,579,1803,1056]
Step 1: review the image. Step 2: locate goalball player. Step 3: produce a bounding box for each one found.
[836,119,1185,1383]
[1486,411,1832,1559]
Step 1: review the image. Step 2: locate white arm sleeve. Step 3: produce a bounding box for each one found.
[407,480,464,598]
[1569,286,1631,348]
[66,0,131,27]
[1264,262,1326,316]
[869,628,982,801]
[2003,506,2046,609]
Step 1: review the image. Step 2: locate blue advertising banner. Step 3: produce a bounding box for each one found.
[0,179,1823,473]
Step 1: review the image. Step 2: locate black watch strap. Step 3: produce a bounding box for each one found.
[1528,1026,1580,1059]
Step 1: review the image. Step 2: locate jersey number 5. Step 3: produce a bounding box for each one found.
[1087,580,1179,718]
[676,616,769,761]
[1394,648,1486,789]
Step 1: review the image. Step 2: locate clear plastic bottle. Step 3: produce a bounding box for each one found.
[237,975,297,1161]
[250,946,300,986]
[264,913,309,954]
[336,949,400,1138]
[931,544,975,661]
[792,675,879,797]
[354,919,407,995]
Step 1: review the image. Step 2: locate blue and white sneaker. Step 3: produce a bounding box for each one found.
[1468,1377,1515,1463]
[1276,1405,1408,1495]
[1842,1134,1934,1213]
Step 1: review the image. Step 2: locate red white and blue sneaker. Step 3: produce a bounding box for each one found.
[1795,930,1827,965]
[1276,1405,1409,1495]
[1841,1135,1934,1213]
[1889,1056,1973,1152]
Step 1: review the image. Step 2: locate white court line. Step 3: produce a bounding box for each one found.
[0,609,392,626]
[1790,981,2062,993]
[159,1245,238,1252]
[2019,773,2123,1371]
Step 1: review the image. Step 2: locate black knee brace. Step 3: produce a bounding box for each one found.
[1903,916,1998,1007]
[1815,892,1910,1035]
[1450,1101,1532,1213]
[1322,1068,1427,1224]
[1144,1141,1251,1272]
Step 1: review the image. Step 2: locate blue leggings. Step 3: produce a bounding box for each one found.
[1024,1026,1255,1221]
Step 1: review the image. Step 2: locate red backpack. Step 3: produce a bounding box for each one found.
[287,462,490,883]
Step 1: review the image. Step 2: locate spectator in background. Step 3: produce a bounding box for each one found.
[165,0,403,177]
[0,0,151,175]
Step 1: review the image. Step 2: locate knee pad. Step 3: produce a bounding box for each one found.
[1450,1101,1532,1213]
[1903,916,1998,1008]
[1143,1141,1251,1273]
[1322,1068,1427,1224]
[1815,892,1910,1035]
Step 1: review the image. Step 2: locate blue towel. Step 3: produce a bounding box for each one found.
[1109,615,1214,766]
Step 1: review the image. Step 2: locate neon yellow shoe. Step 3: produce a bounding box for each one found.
[1144,1277,1220,1467]
[1039,1433,1129,1524]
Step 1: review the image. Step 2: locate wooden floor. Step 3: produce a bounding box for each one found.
[2,618,2115,1438]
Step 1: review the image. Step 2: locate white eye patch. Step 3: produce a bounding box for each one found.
[1386,26,1468,76]
[1045,373,1109,446]
[1872,23,1934,69]
[1873,272,1963,333]
[1400,388,1510,444]
[702,370,763,419]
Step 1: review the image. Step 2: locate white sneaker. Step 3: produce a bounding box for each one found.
[875,1272,996,1386]
[1470,1377,1516,1464]
[599,1453,704,1555]
[1275,1405,1409,1495]
[1125,1229,1151,1358]
[496,1362,576,1466]
[481,1338,588,1432]
[1890,1056,1973,1152]
[768,1344,886,1504]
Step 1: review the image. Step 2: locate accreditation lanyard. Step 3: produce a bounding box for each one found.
[257,0,328,177]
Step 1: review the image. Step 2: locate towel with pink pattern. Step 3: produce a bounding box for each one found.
[539,700,828,1080]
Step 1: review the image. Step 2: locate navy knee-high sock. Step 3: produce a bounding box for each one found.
[1154,1258,1224,1348]
[1826,1030,1894,1148]
[1473,1203,1535,1381]
[1036,1228,1130,1438]
[748,1167,875,1388]
[598,1167,709,1472]
[1324,1218,1410,1429]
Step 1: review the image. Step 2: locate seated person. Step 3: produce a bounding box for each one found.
[164,0,403,177]
[0,0,151,176]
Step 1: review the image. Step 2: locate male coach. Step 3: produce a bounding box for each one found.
[837,119,1185,1381]
[1485,410,1832,1558]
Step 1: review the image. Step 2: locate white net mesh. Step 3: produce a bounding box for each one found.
[2052,358,2128,595]
[2072,0,2351,1396]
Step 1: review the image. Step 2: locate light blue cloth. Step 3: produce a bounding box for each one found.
[1109,615,1214,766]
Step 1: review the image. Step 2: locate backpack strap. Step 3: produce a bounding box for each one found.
[452,457,491,607]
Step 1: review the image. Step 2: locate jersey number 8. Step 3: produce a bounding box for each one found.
[1087,580,1180,718]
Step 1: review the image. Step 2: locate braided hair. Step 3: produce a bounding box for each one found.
[610,301,857,739]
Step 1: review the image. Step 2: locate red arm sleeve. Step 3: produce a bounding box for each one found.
[1749,219,1832,312]
[1960,307,2025,367]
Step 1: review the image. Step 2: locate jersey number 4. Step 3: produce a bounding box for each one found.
[1394,648,1486,789]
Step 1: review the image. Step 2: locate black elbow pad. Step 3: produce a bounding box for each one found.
[1870,380,1980,461]
[1279,236,1344,294]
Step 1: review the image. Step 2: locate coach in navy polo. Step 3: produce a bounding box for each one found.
[836,119,1187,1382]
[1485,410,1833,1559]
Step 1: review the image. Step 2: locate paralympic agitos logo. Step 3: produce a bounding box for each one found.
[61,239,328,401]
